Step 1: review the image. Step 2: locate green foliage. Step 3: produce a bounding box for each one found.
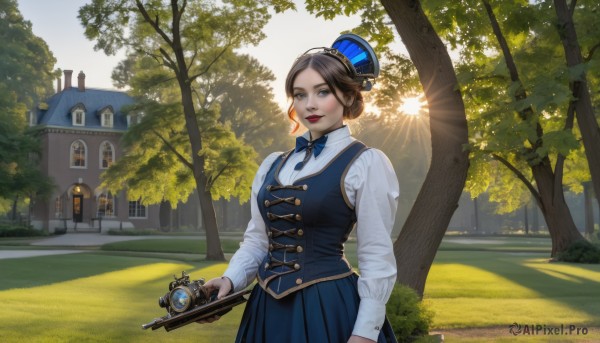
[0,225,45,237]
[82,0,293,207]
[0,0,56,208]
[386,284,434,342]
[557,239,600,264]
[426,0,600,214]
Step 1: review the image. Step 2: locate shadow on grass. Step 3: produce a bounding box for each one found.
[0,253,178,291]
[437,251,600,323]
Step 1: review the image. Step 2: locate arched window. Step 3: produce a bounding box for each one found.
[97,192,116,217]
[70,140,87,168]
[100,141,115,169]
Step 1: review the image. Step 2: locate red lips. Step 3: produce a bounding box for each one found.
[306,115,322,123]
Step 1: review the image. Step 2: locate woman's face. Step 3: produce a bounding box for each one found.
[292,67,345,140]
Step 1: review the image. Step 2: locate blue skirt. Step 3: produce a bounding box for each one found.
[235,274,397,343]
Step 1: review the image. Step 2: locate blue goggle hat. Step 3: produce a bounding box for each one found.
[302,33,380,91]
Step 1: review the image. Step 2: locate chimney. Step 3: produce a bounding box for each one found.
[56,77,62,93]
[64,70,73,89]
[77,71,86,92]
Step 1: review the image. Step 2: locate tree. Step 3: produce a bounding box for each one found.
[429,0,586,254]
[0,0,55,222]
[552,0,600,220]
[79,0,294,260]
[304,0,470,296]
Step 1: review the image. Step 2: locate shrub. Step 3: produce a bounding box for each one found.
[0,225,46,237]
[106,228,160,236]
[386,284,434,342]
[557,240,600,264]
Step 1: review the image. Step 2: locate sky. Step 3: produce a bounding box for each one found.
[16,0,366,110]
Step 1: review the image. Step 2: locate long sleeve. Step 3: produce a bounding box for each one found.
[222,152,281,291]
[344,148,399,341]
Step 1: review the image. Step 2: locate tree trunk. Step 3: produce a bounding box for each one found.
[531,160,583,256]
[483,0,583,256]
[583,181,594,237]
[172,60,223,259]
[473,197,479,232]
[380,0,470,297]
[178,80,224,260]
[554,0,600,220]
[11,195,19,222]
[524,204,529,235]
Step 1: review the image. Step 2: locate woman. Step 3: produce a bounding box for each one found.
[205,34,399,343]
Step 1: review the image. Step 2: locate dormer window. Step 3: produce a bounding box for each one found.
[127,111,144,128]
[28,111,37,126]
[70,103,86,126]
[99,106,114,128]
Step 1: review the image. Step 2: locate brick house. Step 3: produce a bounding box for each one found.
[30,70,161,233]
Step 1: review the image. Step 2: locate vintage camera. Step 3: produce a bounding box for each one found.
[158,272,213,315]
[142,271,250,332]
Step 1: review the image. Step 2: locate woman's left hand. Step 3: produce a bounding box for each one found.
[347,335,376,343]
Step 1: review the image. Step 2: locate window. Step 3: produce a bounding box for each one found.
[70,103,86,126]
[102,111,113,128]
[129,200,147,218]
[70,140,87,168]
[97,192,115,217]
[29,111,37,126]
[127,112,144,127]
[100,141,114,169]
[54,196,63,218]
[73,110,85,126]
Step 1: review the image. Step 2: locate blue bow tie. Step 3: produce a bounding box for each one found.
[294,135,328,170]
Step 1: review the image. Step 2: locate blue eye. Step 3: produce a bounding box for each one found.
[318,89,331,96]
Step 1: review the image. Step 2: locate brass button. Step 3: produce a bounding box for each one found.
[294,263,300,270]
[267,231,272,237]
[269,244,273,251]
[265,262,270,269]
[264,200,270,207]
[266,185,272,191]
[296,246,303,253]
[297,229,304,236]
[296,278,303,285]
[302,185,308,190]
[295,214,302,221]
[295,198,301,206]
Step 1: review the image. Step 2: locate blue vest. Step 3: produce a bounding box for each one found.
[257,141,368,299]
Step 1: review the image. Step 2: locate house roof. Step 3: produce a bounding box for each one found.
[37,87,135,131]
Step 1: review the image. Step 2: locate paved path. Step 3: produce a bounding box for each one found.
[0,250,84,260]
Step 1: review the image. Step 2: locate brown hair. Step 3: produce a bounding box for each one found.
[285,53,364,133]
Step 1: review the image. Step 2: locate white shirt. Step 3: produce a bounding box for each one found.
[223,125,399,341]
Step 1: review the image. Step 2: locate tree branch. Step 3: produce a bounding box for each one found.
[188,44,232,82]
[584,42,600,62]
[159,47,178,72]
[492,153,543,207]
[135,0,173,46]
[207,162,231,189]
[569,0,577,17]
[553,95,576,204]
[152,129,194,171]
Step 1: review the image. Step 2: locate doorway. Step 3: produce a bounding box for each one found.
[73,194,83,222]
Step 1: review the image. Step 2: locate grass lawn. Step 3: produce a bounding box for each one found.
[1,236,599,342]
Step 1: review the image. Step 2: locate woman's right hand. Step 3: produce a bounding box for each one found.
[195,276,233,324]
[204,276,233,299]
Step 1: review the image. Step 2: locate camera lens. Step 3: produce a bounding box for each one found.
[169,288,192,313]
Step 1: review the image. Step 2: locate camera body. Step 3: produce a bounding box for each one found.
[158,272,213,315]
[142,271,250,332]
